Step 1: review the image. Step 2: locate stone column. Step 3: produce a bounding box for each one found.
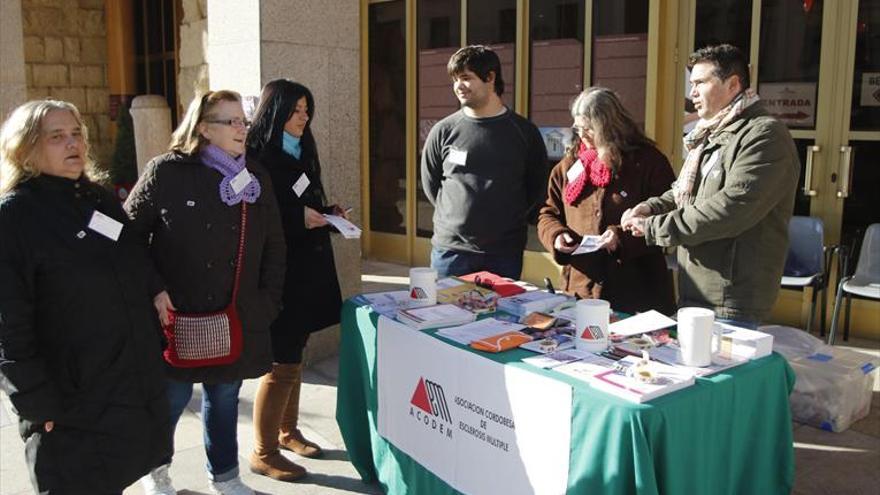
[0,0,27,119]
[205,0,362,364]
[130,95,172,177]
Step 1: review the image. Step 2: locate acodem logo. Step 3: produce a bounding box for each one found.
[409,377,454,438]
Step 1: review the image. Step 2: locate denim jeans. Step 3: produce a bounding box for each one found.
[165,379,243,482]
[430,247,524,280]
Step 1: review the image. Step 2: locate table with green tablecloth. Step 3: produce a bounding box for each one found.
[336,299,796,494]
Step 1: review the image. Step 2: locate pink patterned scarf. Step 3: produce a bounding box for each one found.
[564,142,611,205]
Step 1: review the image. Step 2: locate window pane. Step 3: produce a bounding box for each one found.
[592,0,649,128]
[417,0,461,238]
[467,0,517,110]
[369,1,407,234]
[527,0,585,251]
[758,0,823,129]
[694,0,752,54]
[850,0,880,131]
[840,141,880,267]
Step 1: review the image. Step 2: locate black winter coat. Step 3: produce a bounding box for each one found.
[254,146,341,360]
[0,175,172,494]
[124,151,286,383]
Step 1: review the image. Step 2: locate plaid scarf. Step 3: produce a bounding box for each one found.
[673,89,759,207]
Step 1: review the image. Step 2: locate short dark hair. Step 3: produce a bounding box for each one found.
[447,45,505,96]
[688,44,750,90]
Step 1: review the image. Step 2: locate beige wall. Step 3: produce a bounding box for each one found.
[21,0,112,167]
[0,0,27,119]
[178,0,209,111]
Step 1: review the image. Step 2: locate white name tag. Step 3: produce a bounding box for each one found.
[566,159,585,182]
[292,173,310,197]
[701,150,721,177]
[448,149,468,166]
[88,210,123,241]
[230,168,253,195]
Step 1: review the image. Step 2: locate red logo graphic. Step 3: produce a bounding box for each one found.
[410,377,433,414]
[410,377,452,423]
[410,287,428,300]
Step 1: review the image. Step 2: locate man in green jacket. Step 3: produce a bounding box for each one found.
[622,44,799,328]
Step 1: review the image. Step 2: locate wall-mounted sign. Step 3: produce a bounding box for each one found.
[860,73,880,107]
[760,83,817,128]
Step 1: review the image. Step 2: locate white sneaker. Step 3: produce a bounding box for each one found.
[140,464,176,495]
[209,476,256,495]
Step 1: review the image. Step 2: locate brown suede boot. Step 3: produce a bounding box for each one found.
[249,364,307,481]
[278,363,324,458]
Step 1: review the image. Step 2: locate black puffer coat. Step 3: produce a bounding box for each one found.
[254,145,341,360]
[124,151,286,383]
[0,175,172,494]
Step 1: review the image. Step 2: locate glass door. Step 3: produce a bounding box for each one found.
[688,0,879,336]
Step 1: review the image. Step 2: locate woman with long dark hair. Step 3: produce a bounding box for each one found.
[537,87,676,314]
[246,79,344,481]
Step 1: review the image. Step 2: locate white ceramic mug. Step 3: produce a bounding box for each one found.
[409,267,437,306]
[575,299,610,352]
[677,307,722,367]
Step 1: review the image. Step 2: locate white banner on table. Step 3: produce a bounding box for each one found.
[377,316,571,495]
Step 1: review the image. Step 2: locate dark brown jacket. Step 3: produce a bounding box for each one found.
[125,151,286,383]
[537,145,677,315]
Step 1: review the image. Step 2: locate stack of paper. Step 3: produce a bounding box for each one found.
[498,291,570,317]
[396,304,476,330]
[648,343,749,377]
[717,324,774,360]
[323,214,362,239]
[608,310,677,337]
[435,318,525,345]
[588,356,696,403]
[436,280,498,314]
[355,290,411,318]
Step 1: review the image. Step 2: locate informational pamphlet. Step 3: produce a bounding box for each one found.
[323,214,362,239]
[572,235,603,255]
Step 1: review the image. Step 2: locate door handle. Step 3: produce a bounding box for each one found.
[803,145,820,197]
[837,145,853,198]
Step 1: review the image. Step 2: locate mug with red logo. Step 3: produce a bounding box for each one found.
[409,267,437,306]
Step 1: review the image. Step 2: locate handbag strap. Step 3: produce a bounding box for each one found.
[230,202,248,303]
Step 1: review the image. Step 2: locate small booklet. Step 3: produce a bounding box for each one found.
[396,304,476,330]
[458,271,527,297]
[434,317,524,345]
[323,214,362,239]
[436,280,498,314]
[522,349,585,369]
[355,290,412,318]
[588,356,696,403]
[498,291,570,317]
[554,352,619,378]
[572,235,603,255]
[648,343,749,377]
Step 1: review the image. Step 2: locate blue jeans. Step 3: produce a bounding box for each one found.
[430,247,523,280]
[166,379,243,481]
[716,317,760,330]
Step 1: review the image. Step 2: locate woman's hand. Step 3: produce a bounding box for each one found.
[329,204,351,220]
[153,290,176,326]
[598,228,620,252]
[304,206,329,229]
[554,232,578,254]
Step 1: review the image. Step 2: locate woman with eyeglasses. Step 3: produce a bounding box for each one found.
[0,100,172,494]
[537,87,676,315]
[125,90,286,495]
[244,79,344,482]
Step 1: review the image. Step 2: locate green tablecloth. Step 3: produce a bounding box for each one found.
[336,299,796,494]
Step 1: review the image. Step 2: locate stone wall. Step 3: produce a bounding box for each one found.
[22,0,112,167]
[178,0,209,110]
[0,0,27,119]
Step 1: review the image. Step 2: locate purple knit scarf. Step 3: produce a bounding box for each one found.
[199,144,261,205]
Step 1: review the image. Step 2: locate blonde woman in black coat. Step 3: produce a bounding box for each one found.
[0,100,171,494]
[125,90,286,495]
[245,80,344,481]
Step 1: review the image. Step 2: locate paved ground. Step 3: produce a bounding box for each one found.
[1,260,878,494]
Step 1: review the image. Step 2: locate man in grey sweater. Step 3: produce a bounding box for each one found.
[421,45,548,279]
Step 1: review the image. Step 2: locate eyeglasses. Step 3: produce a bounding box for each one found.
[205,118,251,129]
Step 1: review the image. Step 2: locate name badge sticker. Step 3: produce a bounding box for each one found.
[566,160,585,182]
[230,168,253,195]
[448,149,468,166]
[701,150,721,176]
[292,173,311,197]
[88,210,123,241]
